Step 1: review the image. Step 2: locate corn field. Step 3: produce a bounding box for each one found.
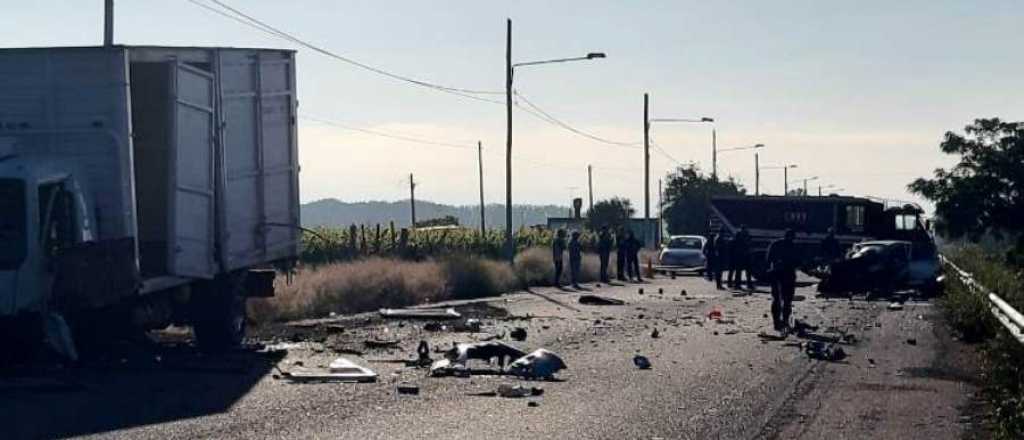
[300,223,600,265]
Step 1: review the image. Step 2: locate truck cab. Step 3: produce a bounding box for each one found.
[0,156,95,317]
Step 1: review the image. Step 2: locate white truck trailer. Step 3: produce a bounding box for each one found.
[0,45,301,352]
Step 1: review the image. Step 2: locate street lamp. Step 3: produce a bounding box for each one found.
[505,19,605,264]
[760,164,798,195]
[818,184,842,196]
[715,143,764,181]
[788,176,819,195]
[645,111,713,218]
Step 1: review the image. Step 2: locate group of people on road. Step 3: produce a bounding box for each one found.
[703,225,755,291]
[704,227,845,334]
[552,226,644,288]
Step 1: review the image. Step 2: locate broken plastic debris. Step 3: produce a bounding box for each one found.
[805,341,847,362]
[510,327,528,341]
[397,382,420,395]
[283,358,377,383]
[707,307,723,321]
[578,295,626,306]
[633,355,652,370]
[887,303,903,311]
[379,308,461,319]
[507,349,567,379]
[497,383,544,398]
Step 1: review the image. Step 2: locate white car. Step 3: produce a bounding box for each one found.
[656,235,707,274]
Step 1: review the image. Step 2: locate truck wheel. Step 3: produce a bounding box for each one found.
[191,272,248,352]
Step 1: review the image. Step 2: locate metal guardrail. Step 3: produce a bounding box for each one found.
[939,254,1024,344]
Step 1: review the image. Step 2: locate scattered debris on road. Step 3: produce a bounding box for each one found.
[707,307,723,321]
[364,339,401,349]
[379,308,461,320]
[507,349,567,380]
[805,341,847,362]
[651,328,660,338]
[510,327,528,341]
[633,355,652,369]
[906,338,918,345]
[497,383,544,398]
[446,341,526,369]
[887,303,904,311]
[397,382,420,395]
[280,358,378,383]
[579,295,626,306]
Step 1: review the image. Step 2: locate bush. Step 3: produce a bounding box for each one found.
[248,258,445,323]
[942,245,1024,439]
[442,255,519,300]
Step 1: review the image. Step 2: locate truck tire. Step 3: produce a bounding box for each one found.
[191,272,248,352]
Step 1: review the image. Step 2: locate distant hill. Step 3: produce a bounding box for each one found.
[301,198,574,229]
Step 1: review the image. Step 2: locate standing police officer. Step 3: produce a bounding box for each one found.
[767,229,799,333]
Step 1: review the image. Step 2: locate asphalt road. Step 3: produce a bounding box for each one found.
[1,274,984,439]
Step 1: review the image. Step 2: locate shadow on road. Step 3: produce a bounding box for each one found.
[0,339,283,439]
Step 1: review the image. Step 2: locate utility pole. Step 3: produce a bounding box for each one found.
[803,178,809,195]
[409,173,416,227]
[643,93,650,221]
[587,165,594,214]
[478,141,485,236]
[755,153,760,196]
[712,128,718,181]
[783,167,789,196]
[504,18,514,264]
[658,178,663,244]
[104,0,114,46]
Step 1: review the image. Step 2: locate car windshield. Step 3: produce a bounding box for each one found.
[668,237,703,249]
[0,178,27,270]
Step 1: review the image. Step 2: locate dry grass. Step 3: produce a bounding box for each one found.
[250,246,665,324]
[248,258,445,323]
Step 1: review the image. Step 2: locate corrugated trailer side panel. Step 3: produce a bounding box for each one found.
[0,48,135,241]
[218,49,300,271]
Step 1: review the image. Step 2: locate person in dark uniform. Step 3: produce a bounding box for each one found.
[615,227,628,282]
[820,227,842,263]
[597,225,613,283]
[627,230,643,282]
[552,229,566,287]
[705,232,724,289]
[729,226,754,290]
[714,233,730,290]
[704,232,718,282]
[767,229,799,333]
[569,231,583,288]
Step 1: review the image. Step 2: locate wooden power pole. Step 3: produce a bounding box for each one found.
[478,141,485,236]
[104,0,114,46]
[409,173,416,227]
[643,93,650,221]
[504,18,514,264]
[587,164,594,214]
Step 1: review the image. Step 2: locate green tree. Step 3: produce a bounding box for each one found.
[909,118,1024,244]
[663,164,745,234]
[586,197,634,230]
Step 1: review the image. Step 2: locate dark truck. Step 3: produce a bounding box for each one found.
[707,195,932,279]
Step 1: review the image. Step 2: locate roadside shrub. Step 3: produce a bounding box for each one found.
[442,255,519,300]
[942,245,1024,439]
[248,258,445,323]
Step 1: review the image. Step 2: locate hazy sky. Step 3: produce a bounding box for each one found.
[5,1,1023,213]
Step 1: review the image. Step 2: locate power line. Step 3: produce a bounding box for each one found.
[188,0,648,150]
[649,137,683,165]
[513,90,642,148]
[300,115,477,150]
[186,0,504,100]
